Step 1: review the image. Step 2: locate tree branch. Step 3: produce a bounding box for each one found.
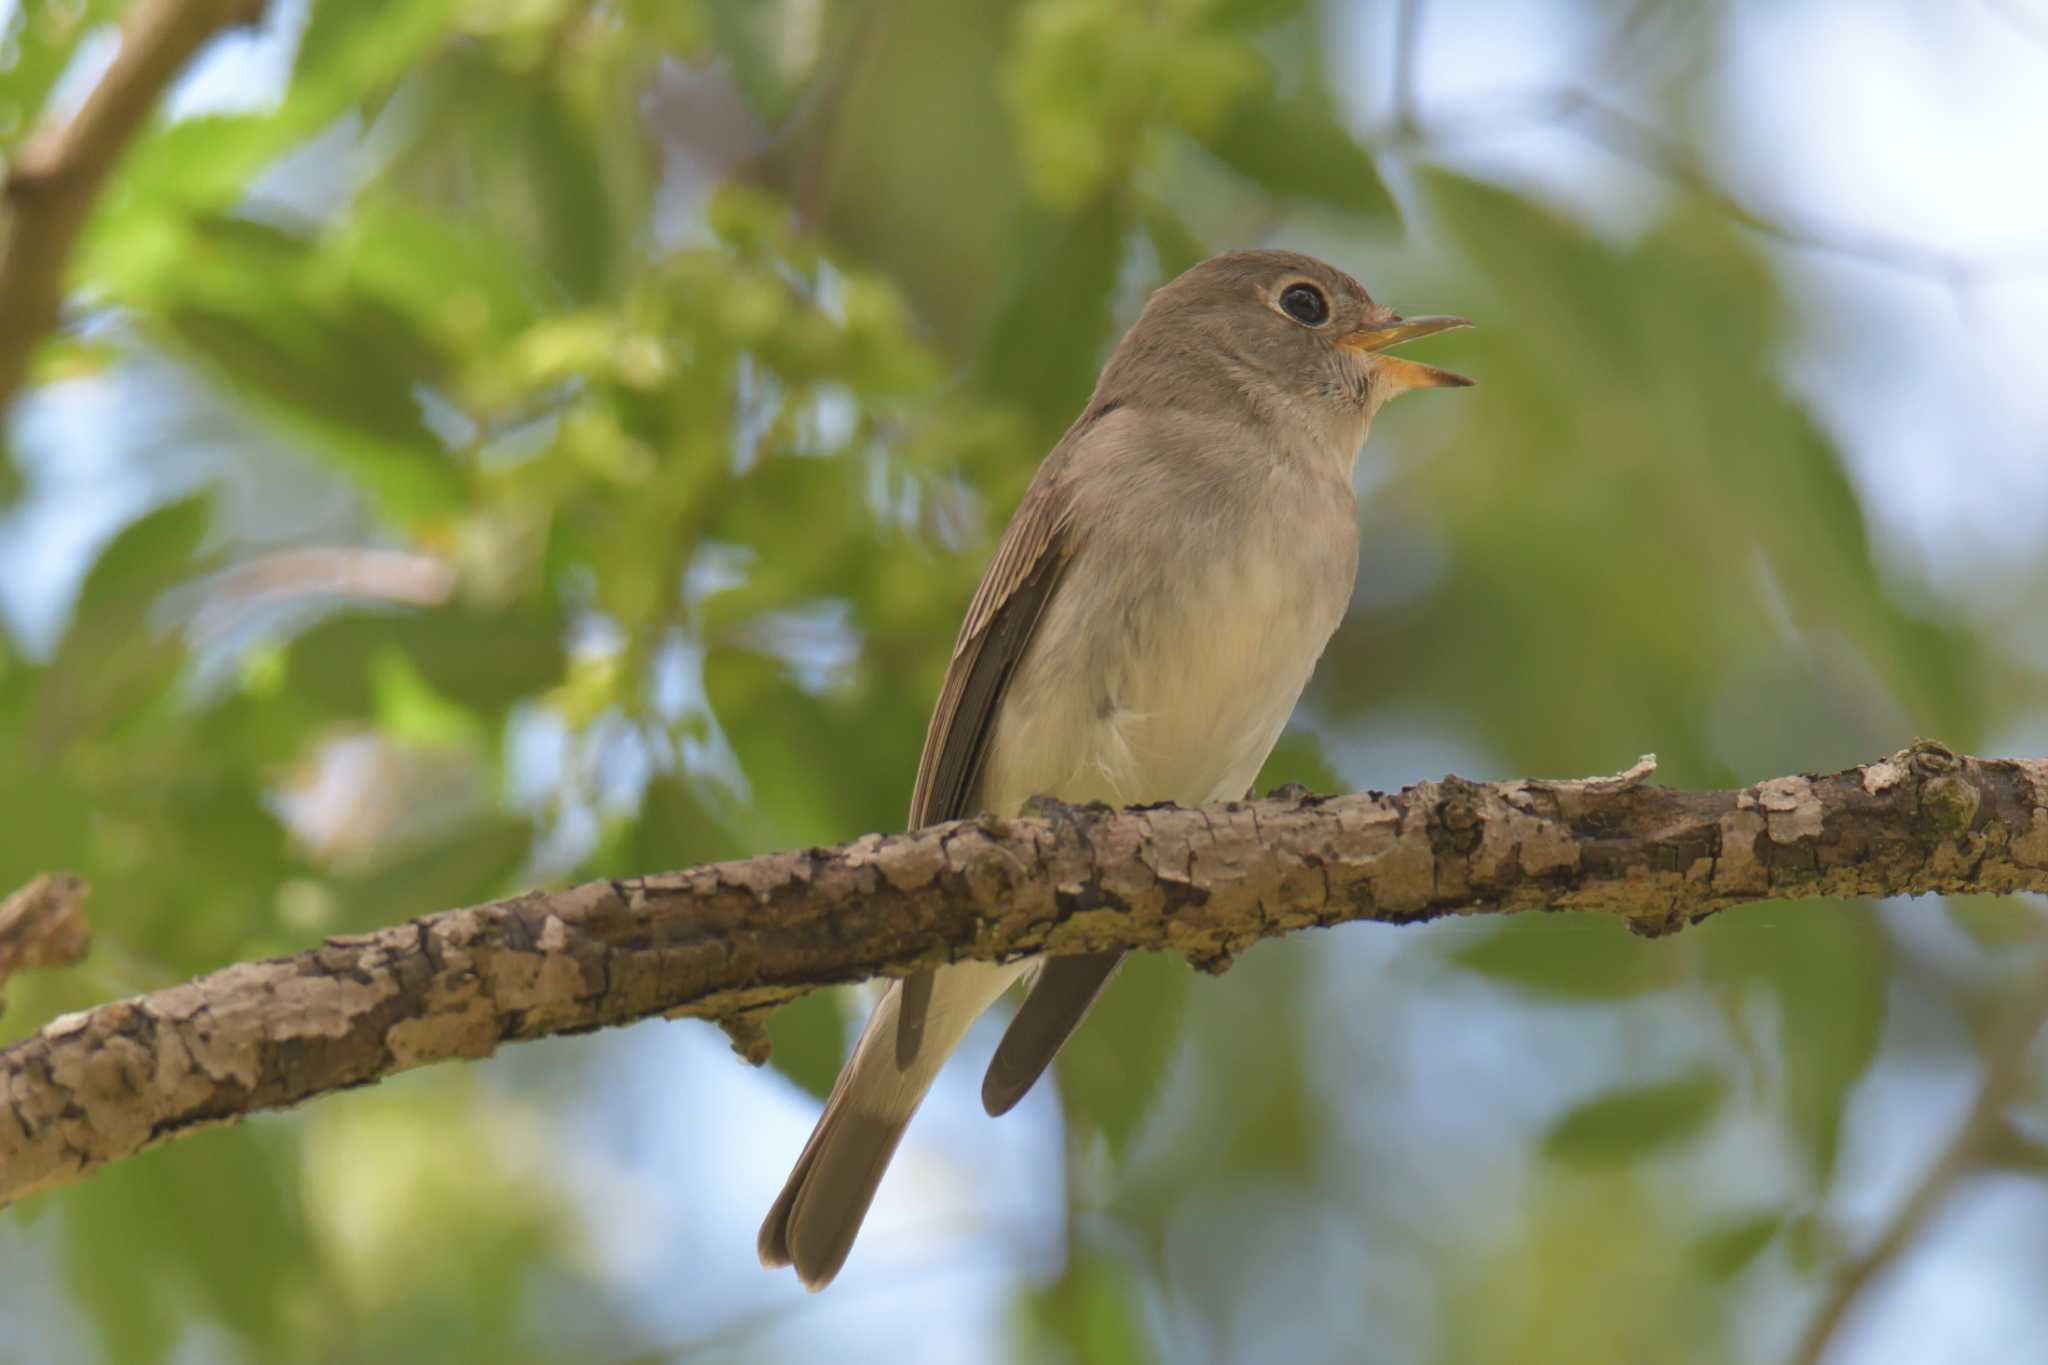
[0,0,266,414]
[3,740,2046,1209]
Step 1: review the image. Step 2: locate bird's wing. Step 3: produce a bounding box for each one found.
[761,454,1084,1289]
[908,470,1076,829]
[894,461,1078,1068]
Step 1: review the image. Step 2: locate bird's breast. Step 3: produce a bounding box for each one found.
[976,459,1358,815]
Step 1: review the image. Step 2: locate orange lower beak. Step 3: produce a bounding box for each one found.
[1366,353,1476,391]
[1337,313,1476,390]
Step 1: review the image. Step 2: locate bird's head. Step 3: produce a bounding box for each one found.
[1114,249,1473,420]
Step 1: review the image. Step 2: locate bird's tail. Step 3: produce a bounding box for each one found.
[758,959,1027,1290]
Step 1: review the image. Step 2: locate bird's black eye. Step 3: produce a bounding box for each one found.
[1279,283,1329,326]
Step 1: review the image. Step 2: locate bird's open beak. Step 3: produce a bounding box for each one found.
[1337,313,1475,390]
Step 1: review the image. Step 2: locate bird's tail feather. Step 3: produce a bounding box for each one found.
[759,960,1027,1289]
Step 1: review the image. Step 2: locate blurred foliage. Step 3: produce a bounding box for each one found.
[0,0,2042,1362]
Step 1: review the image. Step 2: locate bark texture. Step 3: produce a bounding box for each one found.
[3,740,2044,1208]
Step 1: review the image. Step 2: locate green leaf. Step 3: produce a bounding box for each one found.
[78,0,460,242]
[622,773,747,873]
[1250,729,1340,798]
[66,494,211,637]
[1139,197,1210,280]
[286,602,567,723]
[705,0,826,124]
[1689,1210,1784,1280]
[370,646,487,750]
[1018,1246,1160,1365]
[1701,905,1887,1186]
[330,813,534,929]
[0,429,22,506]
[1196,94,1395,222]
[341,200,546,353]
[88,206,469,520]
[1450,913,1679,1002]
[40,495,215,743]
[764,990,847,1102]
[1055,950,1189,1154]
[1943,894,2048,951]
[1541,1068,1727,1168]
[82,0,456,272]
[293,0,463,108]
[704,646,880,849]
[975,195,1128,443]
[64,1127,316,1363]
[1209,0,1311,24]
[1987,1118,2048,1175]
[694,457,866,636]
[143,216,468,522]
[512,82,623,305]
[1386,168,1983,785]
[1783,1212,1841,1274]
[0,0,121,155]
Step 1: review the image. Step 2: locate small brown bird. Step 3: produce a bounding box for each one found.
[759,249,1472,1288]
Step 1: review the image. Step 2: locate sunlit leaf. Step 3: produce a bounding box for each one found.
[294,0,462,107]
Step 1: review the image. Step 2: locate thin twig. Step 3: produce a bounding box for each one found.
[1389,0,1426,135]
[1556,91,2047,295]
[1388,84,2048,307]
[1788,954,2048,1365]
[0,0,267,414]
[789,0,899,234]
[1373,0,2048,308]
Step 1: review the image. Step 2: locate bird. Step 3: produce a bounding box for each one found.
[759,249,1473,1289]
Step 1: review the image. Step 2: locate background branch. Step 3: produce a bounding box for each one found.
[1790,953,2048,1365]
[2,741,2045,1211]
[0,873,91,1016]
[0,0,265,413]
